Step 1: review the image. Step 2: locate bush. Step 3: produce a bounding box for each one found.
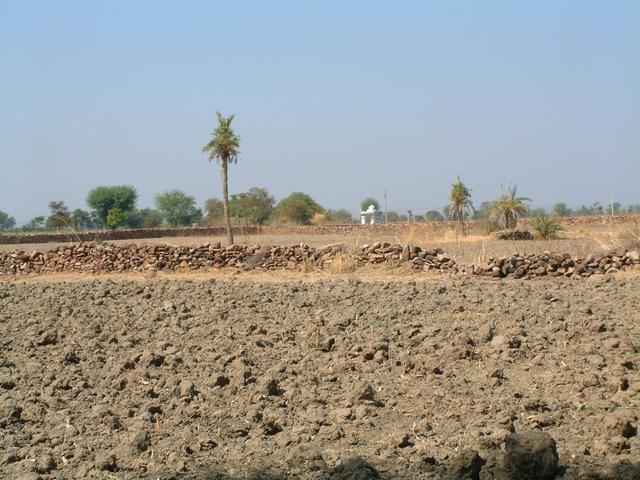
[107,208,128,229]
[272,192,323,225]
[532,215,563,239]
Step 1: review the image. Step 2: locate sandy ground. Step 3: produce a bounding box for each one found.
[1,274,639,479]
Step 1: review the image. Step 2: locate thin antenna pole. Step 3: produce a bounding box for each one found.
[610,195,614,218]
[384,189,388,223]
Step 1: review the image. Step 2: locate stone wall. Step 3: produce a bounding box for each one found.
[1,241,638,279]
[0,215,637,245]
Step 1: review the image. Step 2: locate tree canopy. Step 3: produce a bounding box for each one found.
[46,201,71,230]
[0,211,16,231]
[71,209,93,230]
[106,208,129,229]
[229,187,275,226]
[155,190,203,227]
[87,186,138,224]
[425,210,444,221]
[273,192,324,225]
[360,197,380,211]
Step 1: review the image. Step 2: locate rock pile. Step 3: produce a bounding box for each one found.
[1,242,638,279]
[475,250,640,279]
[357,242,456,272]
[0,243,339,275]
[495,229,535,240]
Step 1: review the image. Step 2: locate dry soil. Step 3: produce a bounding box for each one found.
[1,275,639,479]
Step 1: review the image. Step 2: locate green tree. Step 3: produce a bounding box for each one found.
[24,215,46,231]
[202,112,241,244]
[70,209,93,230]
[447,176,474,235]
[229,187,275,226]
[489,184,531,230]
[155,190,203,227]
[273,192,324,225]
[106,208,128,229]
[552,202,572,217]
[46,201,71,230]
[0,211,16,231]
[425,210,444,221]
[87,186,138,225]
[126,208,162,228]
[360,197,380,211]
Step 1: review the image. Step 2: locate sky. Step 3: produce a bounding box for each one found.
[1,1,639,224]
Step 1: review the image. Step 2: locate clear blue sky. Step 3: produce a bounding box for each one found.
[1,1,638,224]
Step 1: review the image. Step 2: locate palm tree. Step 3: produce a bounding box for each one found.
[489,183,531,230]
[202,112,240,245]
[448,176,474,235]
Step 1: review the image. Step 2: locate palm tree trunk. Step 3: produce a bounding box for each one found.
[220,159,234,245]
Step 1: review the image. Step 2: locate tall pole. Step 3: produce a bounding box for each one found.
[610,195,614,218]
[384,189,388,223]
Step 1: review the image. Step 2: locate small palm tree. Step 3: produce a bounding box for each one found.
[489,183,531,230]
[533,214,563,239]
[448,176,474,235]
[202,112,240,245]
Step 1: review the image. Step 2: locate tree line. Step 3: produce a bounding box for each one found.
[0,186,358,233]
[2,184,638,234]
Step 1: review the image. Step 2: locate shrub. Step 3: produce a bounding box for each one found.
[532,215,563,239]
[107,208,129,229]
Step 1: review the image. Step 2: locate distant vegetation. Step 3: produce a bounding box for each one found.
[3,185,639,235]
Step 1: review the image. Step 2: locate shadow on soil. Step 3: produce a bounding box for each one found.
[176,456,640,480]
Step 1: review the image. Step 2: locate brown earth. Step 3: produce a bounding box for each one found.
[1,275,639,479]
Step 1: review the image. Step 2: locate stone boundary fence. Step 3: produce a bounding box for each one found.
[0,215,638,245]
[1,241,638,279]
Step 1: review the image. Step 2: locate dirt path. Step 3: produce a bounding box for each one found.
[1,276,639,479]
